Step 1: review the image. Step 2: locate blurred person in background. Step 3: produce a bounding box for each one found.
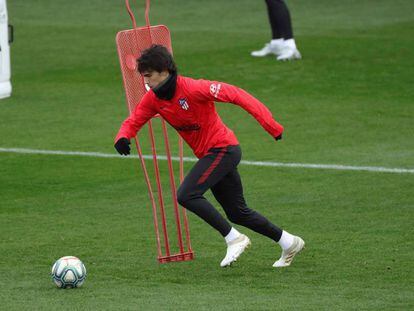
[251,0,301,61]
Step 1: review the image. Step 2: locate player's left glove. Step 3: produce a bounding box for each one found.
[114,137,131,155]
[275,134,282,141]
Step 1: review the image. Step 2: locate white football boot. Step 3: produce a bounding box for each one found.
[220,234,251,267]
[251,40,284,57]
[273,236,305,267]
[276,39,302,61]
[277,47,302,61]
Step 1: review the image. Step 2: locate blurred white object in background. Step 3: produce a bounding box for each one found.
[0,0,12,99]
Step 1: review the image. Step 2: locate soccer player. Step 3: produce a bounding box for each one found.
[251,0,301,61]
[114,45,304,267]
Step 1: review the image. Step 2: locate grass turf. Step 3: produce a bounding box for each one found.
[1,0,413,310]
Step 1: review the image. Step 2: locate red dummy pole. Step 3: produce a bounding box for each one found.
[117,0,194,263]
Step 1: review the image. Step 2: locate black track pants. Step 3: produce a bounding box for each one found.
[177,145,283,242]
[265,0,294,39]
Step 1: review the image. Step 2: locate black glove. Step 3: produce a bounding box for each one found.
[275,134,283,141]
[114,137,131,155]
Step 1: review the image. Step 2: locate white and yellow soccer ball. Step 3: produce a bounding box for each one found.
[51,256,86,288]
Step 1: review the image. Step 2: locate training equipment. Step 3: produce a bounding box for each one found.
[0,0,12,98]
[220,234,251,267]
[116,0,194,263]
[273,236,305,267]
[51,256,87,288]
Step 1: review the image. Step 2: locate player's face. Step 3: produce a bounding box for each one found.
[142,70,169,90]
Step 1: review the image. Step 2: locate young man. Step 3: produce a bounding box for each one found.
[251,0,301,61]
[114,45,304,268]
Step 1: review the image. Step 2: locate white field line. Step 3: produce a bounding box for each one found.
[0,147,413,174]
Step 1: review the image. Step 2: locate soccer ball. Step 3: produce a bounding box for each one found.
[51,256,86,288]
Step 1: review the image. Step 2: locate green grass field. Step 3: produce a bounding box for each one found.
[1,0,413,310]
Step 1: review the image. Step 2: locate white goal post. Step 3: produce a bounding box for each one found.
[0,0,12,99]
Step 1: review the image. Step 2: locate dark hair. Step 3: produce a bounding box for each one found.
[137,45,177,74]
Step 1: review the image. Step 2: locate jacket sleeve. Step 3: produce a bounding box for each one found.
[115,94,157,142]
[191,79,284,138]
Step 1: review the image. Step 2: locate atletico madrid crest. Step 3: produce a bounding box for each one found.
[178,98,189,110]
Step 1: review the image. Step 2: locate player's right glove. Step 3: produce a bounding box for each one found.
[114,137,131,155]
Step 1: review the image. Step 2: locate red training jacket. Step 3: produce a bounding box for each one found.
[115,75,284,158]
